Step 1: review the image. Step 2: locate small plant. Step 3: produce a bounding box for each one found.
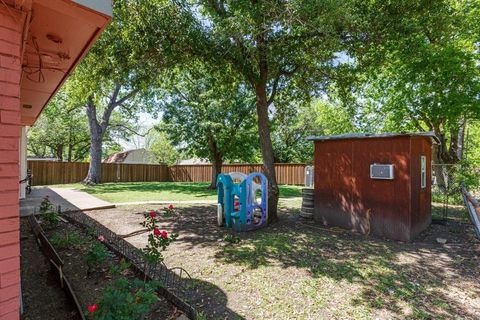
[39,196,59,228]
[50,231,83,249]
[85,241,109,272]
[224,233,241,244]
[86,277,160,320]
[141,211,177,264]
[85,227,97,238]
[139,210,177,285]
[196,312,208,320]
[163,204,176,217]
[141,204,176,222]
[109,259,131,277]
[39,195,53,213]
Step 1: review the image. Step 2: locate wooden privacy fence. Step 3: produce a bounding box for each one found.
[169,163,306,185]
[28,161,170,186]
[27,161,306,186]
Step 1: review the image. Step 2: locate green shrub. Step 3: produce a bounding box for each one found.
[50,231,83,249]
[39,196,59,229]
[86,277,160,320]
[109,259,131,277]
[85,242,109,271]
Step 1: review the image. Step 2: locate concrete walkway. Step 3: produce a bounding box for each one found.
[20,187,115,217]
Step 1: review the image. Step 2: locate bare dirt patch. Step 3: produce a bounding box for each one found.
[86,204,480,319]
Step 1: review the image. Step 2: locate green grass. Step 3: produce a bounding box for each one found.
[432,190,464,206]
[51,181,302,203]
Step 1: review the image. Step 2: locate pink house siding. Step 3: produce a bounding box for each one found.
[0,2,110,319]
[0,6,23,320]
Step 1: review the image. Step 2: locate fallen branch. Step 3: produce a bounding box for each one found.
[119,228,149,239]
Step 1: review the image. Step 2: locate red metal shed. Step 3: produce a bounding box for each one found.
[308,133,437,242]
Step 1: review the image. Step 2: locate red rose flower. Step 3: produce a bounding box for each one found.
[149,211,156,218]
[168,204,174,210]
[87,304,98,313]
[160,230,168,239]
[153,228,161,236]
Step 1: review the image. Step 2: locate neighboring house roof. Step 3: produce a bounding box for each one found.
[176,158,210,165]
[104,148,152,164]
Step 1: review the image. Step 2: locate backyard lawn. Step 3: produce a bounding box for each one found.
[52,182,303,203]
[83,202,480,320]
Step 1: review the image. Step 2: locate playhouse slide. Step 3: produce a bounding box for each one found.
[216,172,268,232]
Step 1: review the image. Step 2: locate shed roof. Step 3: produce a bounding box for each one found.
[307,132,439,143]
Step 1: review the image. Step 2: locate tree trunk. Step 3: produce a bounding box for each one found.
[207,135,222,189]
[55,145,63,161]
[82,85,136,184]
[84,96,105,185]
[432,123,466,194]
[85,136,103,185]
[67,144,73,162]
[432,144,448,193]
[209,157,222,189]
[255,84,279,223]
[456,117,467,161]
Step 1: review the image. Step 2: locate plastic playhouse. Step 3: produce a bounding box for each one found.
[216,172,268,232]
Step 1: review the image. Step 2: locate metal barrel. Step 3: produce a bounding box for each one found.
[300,188,314,219]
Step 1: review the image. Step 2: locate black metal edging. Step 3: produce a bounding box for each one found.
[62,211,198,319]
[27,215,87,320]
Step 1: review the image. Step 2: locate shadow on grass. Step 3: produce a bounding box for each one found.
[184,278,245,320]
[215,223,479,319]
[162,205,480,319]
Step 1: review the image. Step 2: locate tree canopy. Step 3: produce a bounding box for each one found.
[127,0,359,220]
[157,63,259,187]
[35,0,480,207]
[342,0,480,191]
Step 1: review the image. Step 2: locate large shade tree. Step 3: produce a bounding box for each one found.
[65,0,177,184]
[128,0,354,221]
[272,96,356,163]
[158,63,259,188]
[346,0,480,191]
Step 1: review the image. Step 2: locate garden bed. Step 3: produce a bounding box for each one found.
[22,213,184,320]
[20,218,79,320]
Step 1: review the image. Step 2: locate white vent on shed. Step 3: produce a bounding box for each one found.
[370,164,394,180]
